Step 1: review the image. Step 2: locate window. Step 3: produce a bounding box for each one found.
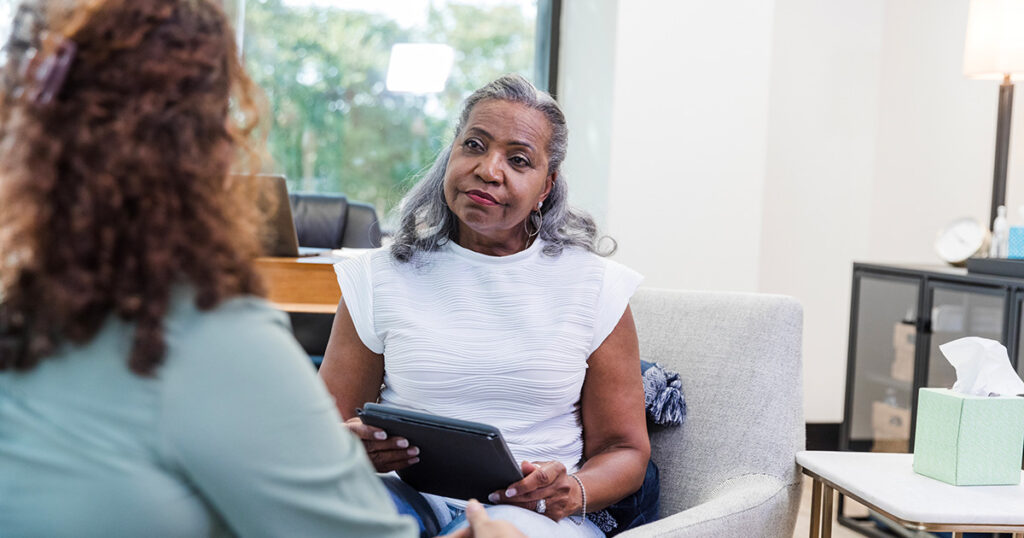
[0,0,556,220]
[0,2,15,66]
[232,0,554,220]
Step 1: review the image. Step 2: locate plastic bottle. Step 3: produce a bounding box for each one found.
[990,205,1009,258]
[884,387,900,408]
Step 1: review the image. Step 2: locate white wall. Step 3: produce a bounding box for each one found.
[869,0,995,263]
[559,0,1020,423]
[604,0,777,292]
[759,0,883,423]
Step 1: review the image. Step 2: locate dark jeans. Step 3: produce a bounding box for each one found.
[382,475,441,538]
[600,459,660,536]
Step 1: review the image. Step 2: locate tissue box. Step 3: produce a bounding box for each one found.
[1009,227,1024,259]
[912,388,1024,485]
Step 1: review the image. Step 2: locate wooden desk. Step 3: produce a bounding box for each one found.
[254,256,339,313]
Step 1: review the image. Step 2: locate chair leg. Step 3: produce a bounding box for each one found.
[809,479,822,538]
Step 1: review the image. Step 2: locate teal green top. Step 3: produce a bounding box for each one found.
[0,289,417,537]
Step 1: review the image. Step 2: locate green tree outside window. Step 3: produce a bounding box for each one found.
[239,0,537,221]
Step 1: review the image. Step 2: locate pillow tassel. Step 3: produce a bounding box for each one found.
[642,363,686,426]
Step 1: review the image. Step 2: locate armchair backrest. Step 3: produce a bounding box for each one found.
[629,288,804,517]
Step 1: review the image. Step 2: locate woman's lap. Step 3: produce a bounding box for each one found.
[383,474,604,537]
[440,504,604,537]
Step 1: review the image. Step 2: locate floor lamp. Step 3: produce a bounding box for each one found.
[964,0,1024,230]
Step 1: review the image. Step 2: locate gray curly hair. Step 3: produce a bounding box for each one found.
[390,74,613,263]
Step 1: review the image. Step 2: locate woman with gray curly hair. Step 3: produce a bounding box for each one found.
[320,74,650,537]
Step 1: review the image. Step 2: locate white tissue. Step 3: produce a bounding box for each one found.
[939,337,1024,396]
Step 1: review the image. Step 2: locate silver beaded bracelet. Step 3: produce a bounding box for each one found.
[568,473,586,526]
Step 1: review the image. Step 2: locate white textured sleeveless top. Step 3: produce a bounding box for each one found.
[334,239,642,472]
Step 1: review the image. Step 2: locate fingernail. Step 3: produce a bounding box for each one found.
[373,431,387,440]
[488,492,500,503]
[396,439,409,448]
[407,447,420,456]
[505,488,517,497]
[408,457,420,464]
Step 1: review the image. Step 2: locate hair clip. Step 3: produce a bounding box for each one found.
[20,31,77,108]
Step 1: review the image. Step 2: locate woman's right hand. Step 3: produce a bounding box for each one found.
[343,417,420,473]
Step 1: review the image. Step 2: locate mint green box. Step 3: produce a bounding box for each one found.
[912,388,1024,485]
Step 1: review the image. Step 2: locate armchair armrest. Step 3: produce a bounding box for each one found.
[617,473,800,538]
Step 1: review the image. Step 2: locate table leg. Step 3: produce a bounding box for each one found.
[809,479,822,538]
[951,533,963,538]
[821,484,834,538]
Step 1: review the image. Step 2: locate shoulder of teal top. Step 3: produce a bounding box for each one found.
[156,286,417,537]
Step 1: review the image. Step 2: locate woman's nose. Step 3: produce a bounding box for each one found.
[476,152,504,184]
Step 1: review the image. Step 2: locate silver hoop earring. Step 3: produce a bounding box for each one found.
[526,207,543,238]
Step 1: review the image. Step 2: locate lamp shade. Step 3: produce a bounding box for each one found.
[964,0,1024,80]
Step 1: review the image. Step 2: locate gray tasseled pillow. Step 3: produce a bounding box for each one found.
[640,360,686,426]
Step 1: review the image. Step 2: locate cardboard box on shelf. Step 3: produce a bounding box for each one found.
[891,347,914,382]
[872,439,910,453]
[871,400,911,453]
[892,322,915,350]
[891,322,915,383]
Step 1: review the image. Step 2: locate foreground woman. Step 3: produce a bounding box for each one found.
[0,2,515,537]
[321,74,651,537]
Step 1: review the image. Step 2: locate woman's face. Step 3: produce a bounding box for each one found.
[443,99,555,254]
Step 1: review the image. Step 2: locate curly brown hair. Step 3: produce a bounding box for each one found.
[0,0,268,376]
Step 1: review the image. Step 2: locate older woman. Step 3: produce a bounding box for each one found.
[320,74,651,537]
[0,2,522,537]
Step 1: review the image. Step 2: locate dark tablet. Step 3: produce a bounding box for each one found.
[357,403,523,500]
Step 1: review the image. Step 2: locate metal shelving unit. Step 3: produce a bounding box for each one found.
[839,262,1022,538]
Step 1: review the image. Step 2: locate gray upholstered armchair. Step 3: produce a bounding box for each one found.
[621,289,804,538]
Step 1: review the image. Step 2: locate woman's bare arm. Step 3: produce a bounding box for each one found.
[319,299,384,420]
[576,305,651,510]
[319,299,420,472]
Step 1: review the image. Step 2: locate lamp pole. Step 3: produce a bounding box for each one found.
[992,73,1014,229]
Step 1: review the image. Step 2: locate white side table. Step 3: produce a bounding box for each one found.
[796,451,1024,538]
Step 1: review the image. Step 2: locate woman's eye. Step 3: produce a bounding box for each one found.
[464,139,484,151]
[510,155,531,167]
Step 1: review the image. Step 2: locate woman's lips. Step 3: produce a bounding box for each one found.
[465,190,499,206]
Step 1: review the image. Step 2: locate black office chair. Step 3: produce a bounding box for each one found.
[289,193,382,249]
[287,193,382,366]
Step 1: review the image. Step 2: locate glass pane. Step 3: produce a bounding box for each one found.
[848,276,918,453]
[926,287,1005,389]
[240,0,539,219]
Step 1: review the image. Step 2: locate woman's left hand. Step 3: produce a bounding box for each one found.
[487,461,578,521]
